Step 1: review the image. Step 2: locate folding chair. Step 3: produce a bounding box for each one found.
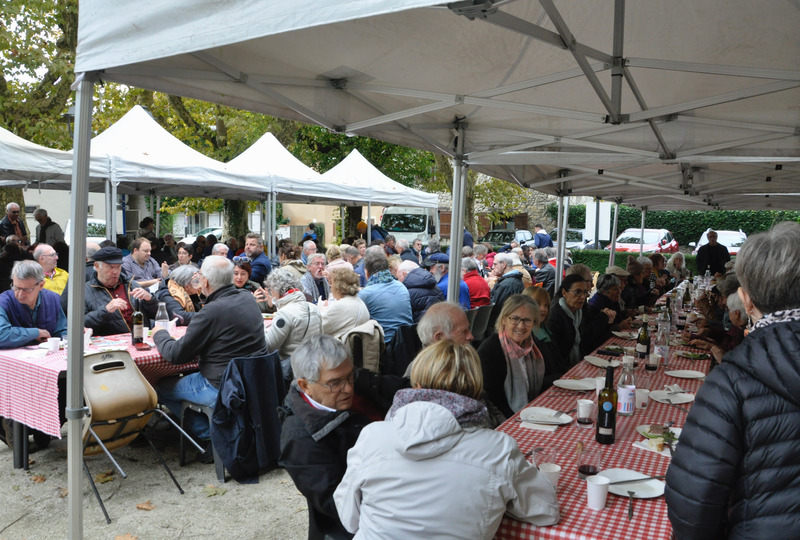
[470,303,495,342]
[82,351,203,523]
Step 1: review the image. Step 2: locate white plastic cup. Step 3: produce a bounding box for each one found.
[83,328,93,350]
[539,463,561,491]
[576,399,595,428]
[47,337,61,353]
[586,475,611,510]
[635,389,650,409]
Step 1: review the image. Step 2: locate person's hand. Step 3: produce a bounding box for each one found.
[106,298,129,313]
[161,261,170,278]
[617,317,632,330]
[689,338,710,350]
[710,344,724,363]
[601,308,616,324]
[37,329,52,342]
[151,326,167,337]
[253,287,267,302]
[130,287,153,302]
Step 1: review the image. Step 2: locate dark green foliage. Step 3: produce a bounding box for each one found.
[572,250,700,275]
[546,204,800,246]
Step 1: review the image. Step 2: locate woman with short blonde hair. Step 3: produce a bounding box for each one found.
[320,268,370,338]
[410,340,483,400]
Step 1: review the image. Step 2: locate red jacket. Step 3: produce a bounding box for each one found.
[463,269,491,307]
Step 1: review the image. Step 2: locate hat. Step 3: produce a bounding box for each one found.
[605,265,630,277]
[429,252,450,264]
[93,246,124,264]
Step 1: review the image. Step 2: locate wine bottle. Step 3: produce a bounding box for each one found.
[617,356,636,416]
[132,298,144,345]
[596,366,617,444]
[636,315,650,361]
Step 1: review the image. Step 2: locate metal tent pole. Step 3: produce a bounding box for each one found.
[110,181,118,241]
[340,205,345,243]
[67,71,98,540]
[367,202,372,243]
[155,196,161,237]
[608,201,621,267]
[555,195,570,290]
[447,125,466,303]
[271,191,277,258]
[104,181,113,241]
[555,194,564,282]
[594,198,601,249]
[639,207,646,256]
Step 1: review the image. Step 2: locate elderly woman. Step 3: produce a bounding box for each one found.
[478,294,545,418]
[320,268,370,338]
[335,340,560,539]
[548,274,593,368]
[232,257,271,313]
[264,267,323,381]
[588,274,632,331]
[649,253,672,292]
[665,221,800,538]
[169,243,198,271]
[623,256,654,309]
[154,265,202,325]
[688,292,747,364]
[666,252,690,282]
[523,286,568,389]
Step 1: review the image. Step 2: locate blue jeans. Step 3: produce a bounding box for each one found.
[157,373,218,440]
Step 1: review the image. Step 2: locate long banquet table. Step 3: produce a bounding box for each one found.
[0,327,198,468]
[495,333,712,540]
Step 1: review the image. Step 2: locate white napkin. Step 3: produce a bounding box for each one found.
[664,384,686,394]
[632,440,674,458]
[519,421,559,432]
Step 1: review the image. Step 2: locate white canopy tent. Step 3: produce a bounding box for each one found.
[65,2,800,534]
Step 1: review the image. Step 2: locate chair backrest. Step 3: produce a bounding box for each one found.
[83,350,157,455]
[339,320,386,373]
[470,303,495,342]
[380,323,422,377]
[465,307,479,328]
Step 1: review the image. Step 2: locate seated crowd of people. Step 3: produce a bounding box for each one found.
[3,212,792,539]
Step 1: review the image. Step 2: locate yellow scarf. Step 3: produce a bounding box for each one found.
[167,280,195,312]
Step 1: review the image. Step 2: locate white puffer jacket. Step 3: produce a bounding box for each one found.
[334,398,560,539]
[265,290,322,365]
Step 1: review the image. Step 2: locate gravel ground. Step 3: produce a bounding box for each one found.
[0,432,309,540]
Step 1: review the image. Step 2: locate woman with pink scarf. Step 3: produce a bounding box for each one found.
[478,294,545,418]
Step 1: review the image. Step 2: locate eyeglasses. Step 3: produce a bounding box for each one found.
[232,256,251,263]
[12,284,39,294]
[311,371,355,393]
[568,289,589,296]
[41,252,57,258]
[8,209,20,214]
[507,316,534,327]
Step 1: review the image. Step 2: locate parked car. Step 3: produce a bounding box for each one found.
[180,226,223,245]
[605,228,679,253]
[690,229,747,256]
[549,228,594,250]
[64,218,107,245]
[478,229,533,251]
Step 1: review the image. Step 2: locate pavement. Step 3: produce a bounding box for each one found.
[0,430,309,539]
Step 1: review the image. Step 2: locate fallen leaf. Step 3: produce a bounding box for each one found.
[202,484,227,497]
[32,475,46,483]
[115,534,138,540]
[58,487,69,498]
[95,471,115,484]
[12,485,19,491]
[136,500,155,511]
[27,458,35,466]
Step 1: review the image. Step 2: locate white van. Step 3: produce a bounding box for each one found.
[380,206,439,244]
[64,218,108,245]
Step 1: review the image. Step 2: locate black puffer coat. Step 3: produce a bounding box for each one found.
[665,319,800,539]
[402,267,444,323]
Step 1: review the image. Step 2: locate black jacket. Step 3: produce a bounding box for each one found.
[153,285,267,388]
[402,267,444,323]
[547,301,594,367]
[279,385,369,540]
[488,271,525,329]
[211,353,286,482]
[477,333,515,418]
[665,319,800,539]
[696,242,731,276]
[398,248,418,263]
[84,272,158,336]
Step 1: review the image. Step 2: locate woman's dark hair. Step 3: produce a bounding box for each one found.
[559,274,586,295]
[139,216,155,228]
[279,244,301,260]
[233,258,252,278]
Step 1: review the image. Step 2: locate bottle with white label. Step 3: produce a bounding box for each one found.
[155,302,170,331]
[636,315,651,360]
[654,317,670,369]
[617,356,636,417]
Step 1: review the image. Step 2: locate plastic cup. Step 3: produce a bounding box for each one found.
[576,399,594,428]
[646,353,660,372]
[539,463,561,491]
[635,389,650,409]
[577,447,602,479]
[47,337,61,353]
[83,328,93,350]
[532,447,557,468]
[586,475,610,510]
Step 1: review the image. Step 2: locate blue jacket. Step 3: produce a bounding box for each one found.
[249,252,272,285]
[0,289,66,348]
[436,273,471,310]
[358,272,413,343]
[534,231,553,248]
[402,268,444,322]
[211,353,286,482]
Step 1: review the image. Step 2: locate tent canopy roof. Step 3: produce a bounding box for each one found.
[75,0,800,210]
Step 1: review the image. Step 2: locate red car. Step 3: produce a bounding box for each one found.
[606,228,679,253]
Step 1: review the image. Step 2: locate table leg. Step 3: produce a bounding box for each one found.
[12,421,29,470]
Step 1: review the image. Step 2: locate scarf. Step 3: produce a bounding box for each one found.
[499,331,543,413]
[366,269,395,285]
[167,280,195,312]
[753,307,800,331]
[558,296,583,365]
[388,388,488,428]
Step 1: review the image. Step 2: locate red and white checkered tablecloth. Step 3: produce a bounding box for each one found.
[0,327,197,438]
[495,336,711,540]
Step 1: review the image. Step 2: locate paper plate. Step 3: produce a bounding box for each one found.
[552,378,596,391]
[519,407,574,425]
[665,370,705,379]
[584,355,622,369]
[649,390,695,405]
[612,331,637,340]
[598,468,666,498]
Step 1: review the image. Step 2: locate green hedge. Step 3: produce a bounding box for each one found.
[546,204,800,246]
[572,249,700,275]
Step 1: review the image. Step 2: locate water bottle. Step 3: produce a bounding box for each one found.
[155,302,170,331]
[617,356,636,417]
[704,268,711,286]
[654,318,670,369]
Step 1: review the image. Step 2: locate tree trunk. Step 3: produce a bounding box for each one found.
[223,200,249,244]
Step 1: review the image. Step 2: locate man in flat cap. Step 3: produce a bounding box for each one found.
[425,252,470,310]
[84,246,158,336]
